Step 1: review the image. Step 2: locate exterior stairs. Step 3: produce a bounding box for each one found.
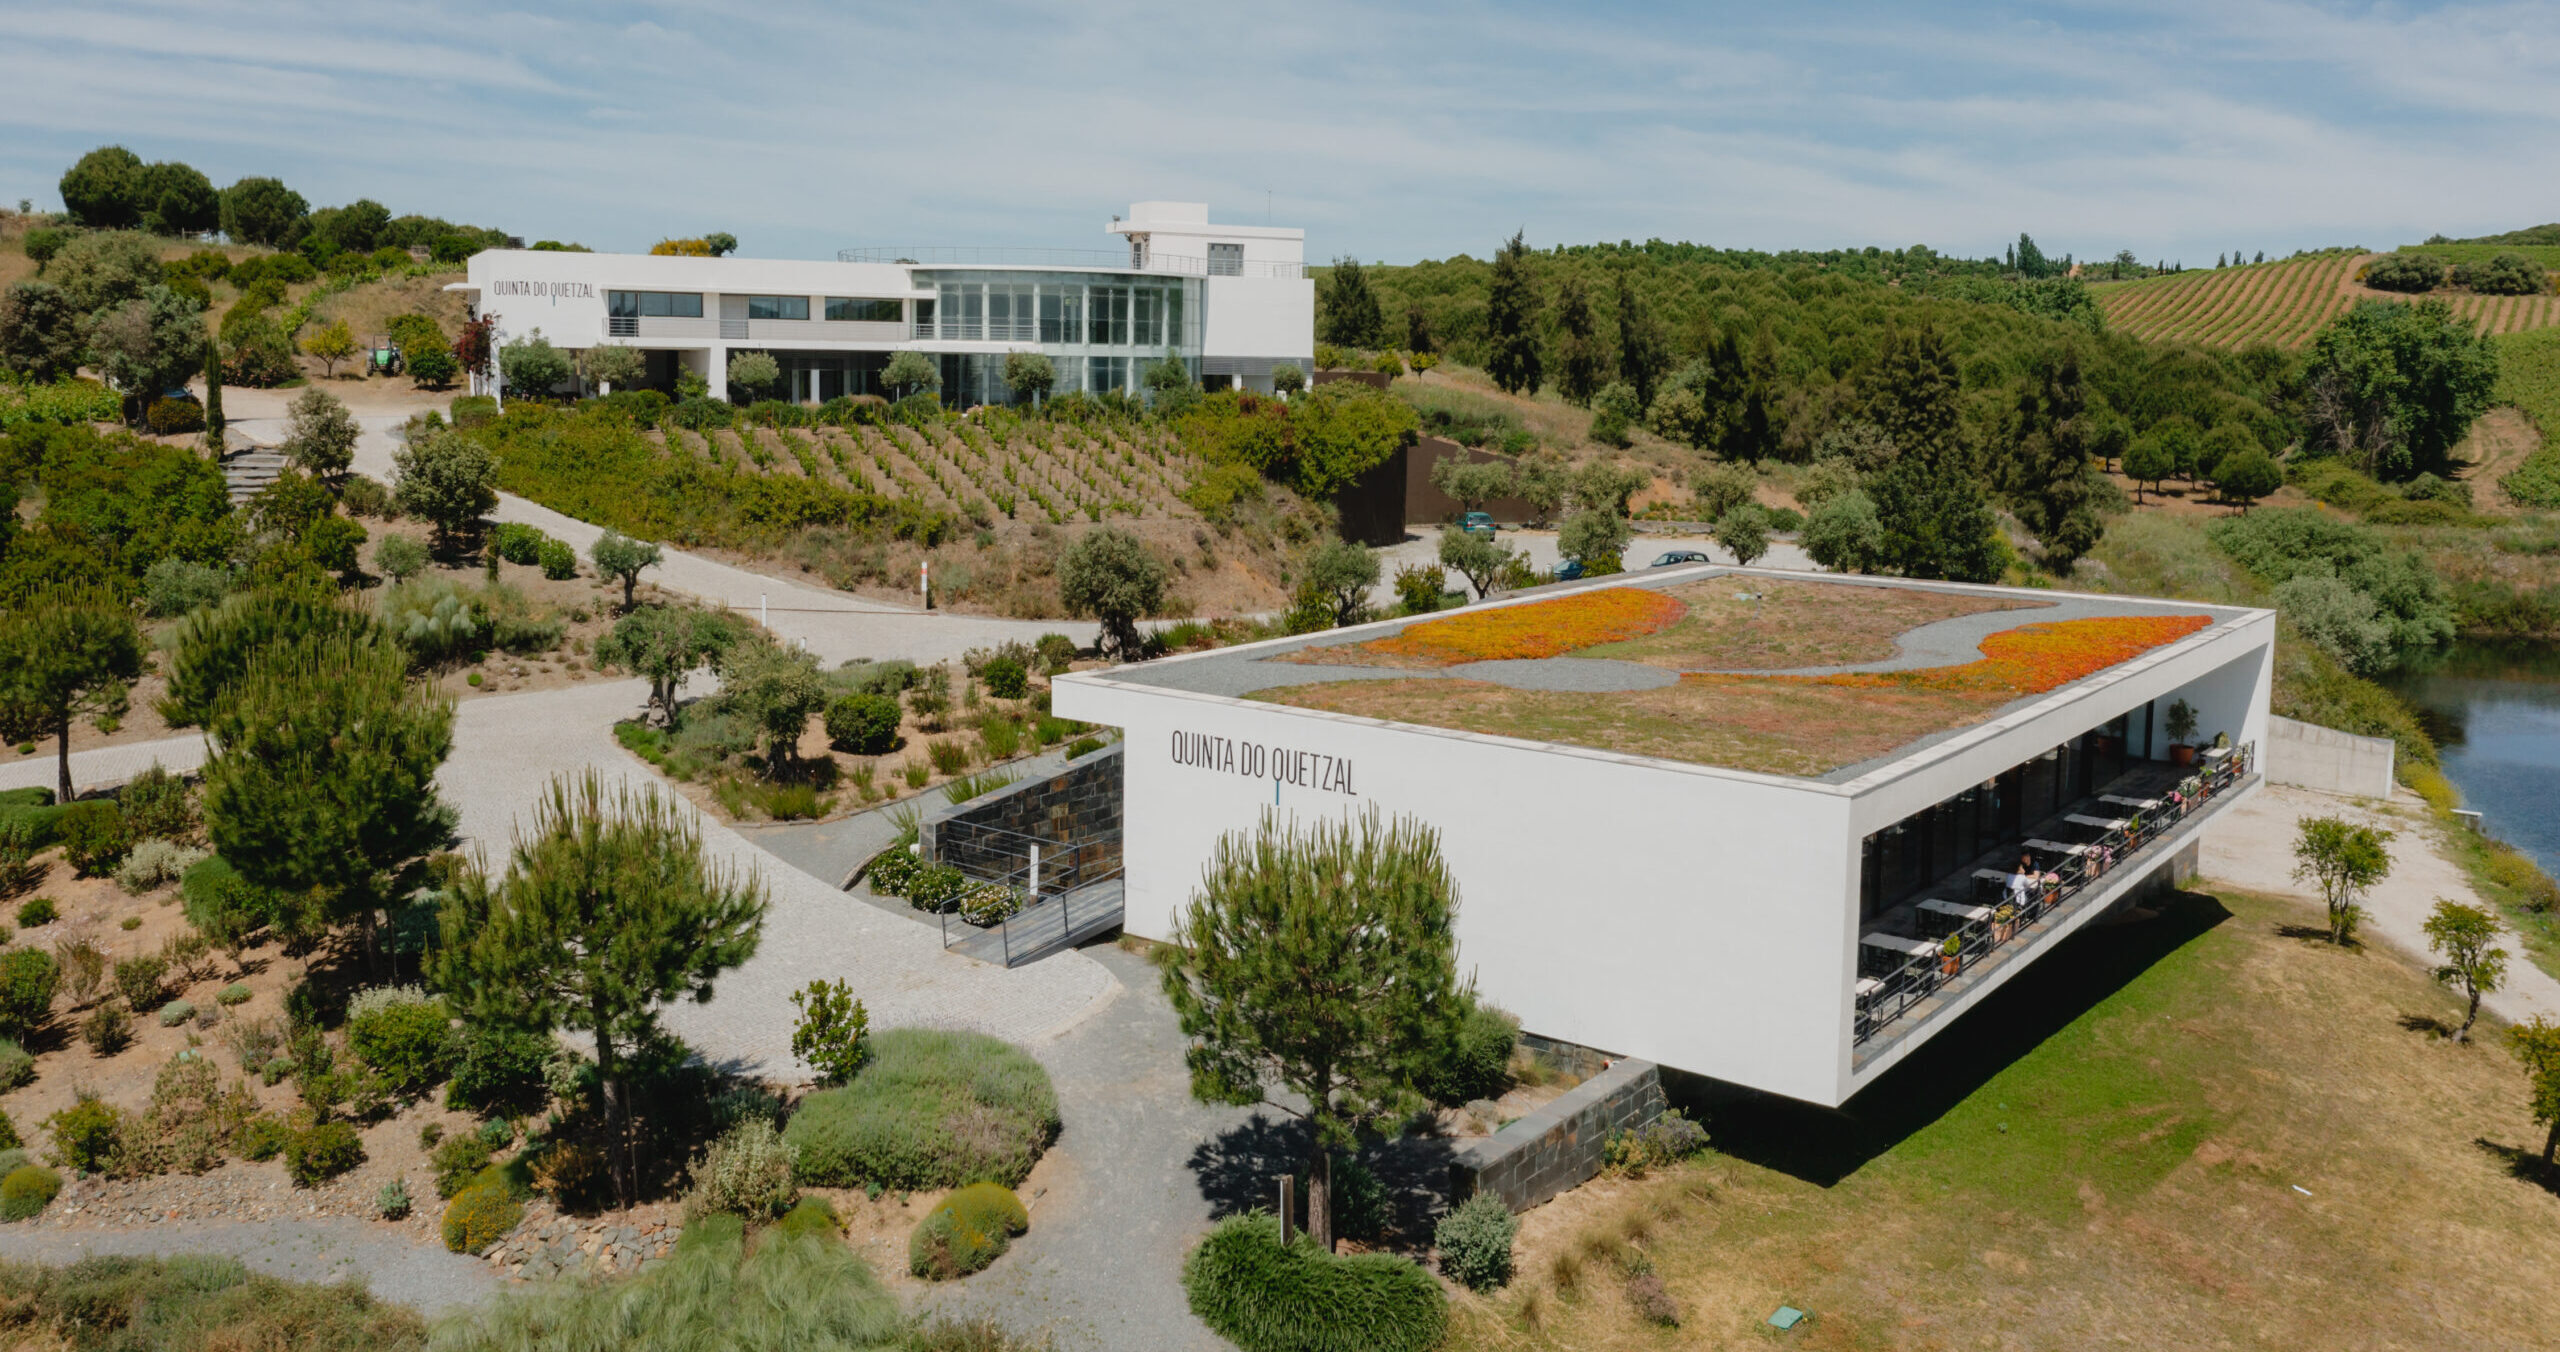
[222,448,287,506]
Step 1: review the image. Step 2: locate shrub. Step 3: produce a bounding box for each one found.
[140,558,232,618]
[1603,1109,1709,1176]
[113,954,167,1009]
[775,1194,842,1241]
[374,533,428,581]
[536,537,578,580]
[1627,1272,1681,1326]
[377,1177,413,1221]
[824,693,902,755]
[490,521,547,566]
[1033,633,1078,674]
[688,1118,799,1220]
[0,1038,31,1091]
[1420,998,1519,1106]
[866,846,922,896]
[114,839,207,895]
[340,473,396,518]
[1183,1213,1447,1352]
[80,1001,131,1055]
[0,948,58,1036]
[157,1000,195,1028]
[145,397,205,434]
[908,1182,1029,1280]
[431,1134,496,1199]
[47,1097,123,1172]
[905,864,969,913]
[345,991,456,1094]
[1067,736,1105,759]
[57,802,131,877]
[441,1179,524,1253]
[283,1121,364,1186]
[1435,1191,1519,1292]
[784,1028,1060,1190]
[0,1164,62,1221]
[981,656,1029,700]
[445,1024,554,1116]
[216,982,251,1007]
[791,978,870,1085]
[12,897,53,928]
[118,766,197,843]
[237,1113,290,1161]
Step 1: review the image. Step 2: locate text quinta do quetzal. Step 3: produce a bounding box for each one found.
[1169,731,1356,796]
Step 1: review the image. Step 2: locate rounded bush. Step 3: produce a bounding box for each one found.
[784,1028,1059,1191]
[536,537,578,580]
[904,865,967,913]
[442,1180,524,1254]
[1421,1000,1519,1106]
[981,657,1028,701]
[688,1118,798,1220]
[156,1000,196,1028]
[1183,1213,1447,1352]
[283,1121,365,1186]
[1434,1191,1518,1292]
[774,1195,842,1242]
[824,694,903,755]
[12,897,55,929]
[0,1038,32,1091]
[216,983,252,1007]
[345,997,456,1094]
[145,397,206,435]
[57,802,131,877]
[908,1183,1028,1280]
[45,1098,122,1173]
[0,1164,62,1221]
[864,847,921,897]
[0,948,60,1037]
[237,1114,289,1161]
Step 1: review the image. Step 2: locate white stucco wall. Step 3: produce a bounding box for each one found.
[1201,276,1316,361]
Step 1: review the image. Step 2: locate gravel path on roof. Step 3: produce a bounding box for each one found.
[1444,656,1680,691]
[1108,654,1440,698]
[1704,596,2175,677]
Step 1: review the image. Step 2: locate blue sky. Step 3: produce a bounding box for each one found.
[3,1,2555,266]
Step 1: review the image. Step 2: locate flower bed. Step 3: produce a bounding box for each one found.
[1797,614,2212,695]
[1355,588,1688,665]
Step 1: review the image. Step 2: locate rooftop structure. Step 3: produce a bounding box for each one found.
[1055,567,2275,1107]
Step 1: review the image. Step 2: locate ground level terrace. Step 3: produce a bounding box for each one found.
[1055,568,2275,1106]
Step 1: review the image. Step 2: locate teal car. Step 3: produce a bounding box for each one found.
[1460,511,1496,539]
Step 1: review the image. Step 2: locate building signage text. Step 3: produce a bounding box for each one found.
[1170,730,1355,796]
[487,280,596,300]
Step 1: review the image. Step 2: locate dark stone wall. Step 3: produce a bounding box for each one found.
[923,744,1123,882]
[1448,1058,1667,1213]
[1403,437,1539,527]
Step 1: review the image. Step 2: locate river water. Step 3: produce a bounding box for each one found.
[2382,641,2560,877]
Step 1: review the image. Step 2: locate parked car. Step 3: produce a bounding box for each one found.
[1460,511,1496,539]
[1554,558,1585,582]
[1650,550,1713,567]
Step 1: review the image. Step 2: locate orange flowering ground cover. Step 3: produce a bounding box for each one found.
[1798,613,2213,695]
[1360,587,1689,665]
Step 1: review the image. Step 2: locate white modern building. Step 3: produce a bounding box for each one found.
[1053,568,2274,1108]
[454,201,1313,405]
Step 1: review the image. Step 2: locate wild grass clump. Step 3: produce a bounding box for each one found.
[784,1028,1058,1191]
[425,1213,902,1352]
[1182,1212,1447,1352]
[0,1254,426,1348]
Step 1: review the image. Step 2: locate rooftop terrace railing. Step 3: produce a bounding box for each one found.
[837,245,1305,279]
[1853,741,2255,1049]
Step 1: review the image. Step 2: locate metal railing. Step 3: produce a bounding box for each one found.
[932,824,1126,968]
[839,245,1305,279]
[1853,742,2255,1047]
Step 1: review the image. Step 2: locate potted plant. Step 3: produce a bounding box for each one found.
[2165,698,2199,766]
[1992,903,2018,944]
[1939,932,1963,976]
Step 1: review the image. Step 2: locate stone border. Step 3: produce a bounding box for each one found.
[1447,1057,1666,1213]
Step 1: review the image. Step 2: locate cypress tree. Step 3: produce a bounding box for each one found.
[1863,326,2001,583]
[202,338,225,455]
[1318,257,1383,349]
[1550,277,1607,407]
[2001,345,2105,572]
[1485,232,1543,396]
[1614,273,1669,411]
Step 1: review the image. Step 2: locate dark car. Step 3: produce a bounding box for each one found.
[1554,558,1585,582]
[1650,550,1713,567]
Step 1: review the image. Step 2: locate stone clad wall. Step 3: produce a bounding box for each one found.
[924,744,1123,881]
[1448,1058,1666,1213]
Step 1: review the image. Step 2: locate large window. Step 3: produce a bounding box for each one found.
[1132,289,1162,347]
[608,290,703,318]
[1088,356,1127,393]
[1089,286,1128,345]
[825,297,901,322]
[985,284,1034,341]
[1040,287,1082,343]
[746,295,810,321]
[1856,713,2141,922]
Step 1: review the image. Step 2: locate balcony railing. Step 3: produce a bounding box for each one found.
[1853,742,2256,1050]
[838,245,1305,279]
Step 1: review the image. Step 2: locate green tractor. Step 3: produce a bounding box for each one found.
[366,333,404,378]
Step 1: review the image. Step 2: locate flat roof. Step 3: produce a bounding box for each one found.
[1087,566,2262,784]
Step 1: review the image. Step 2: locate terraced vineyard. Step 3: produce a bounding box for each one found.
[2094,251,2560,348]
[662,416,1196,527]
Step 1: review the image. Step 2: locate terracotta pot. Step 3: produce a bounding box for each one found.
[1940,954,1961,977]
[2170,744,2197,767]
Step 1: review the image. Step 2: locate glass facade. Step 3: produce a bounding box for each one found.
[907,269,1202,407]
[746,295,811,320]
[825,297,902,322]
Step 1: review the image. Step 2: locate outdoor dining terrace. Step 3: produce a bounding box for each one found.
[1852,741,2256,1060]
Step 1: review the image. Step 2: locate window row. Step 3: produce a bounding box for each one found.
[916,281,1184,347]
[608,290,703,319]
[606,292,905,323]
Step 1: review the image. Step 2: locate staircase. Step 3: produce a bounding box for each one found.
[221,447,287,506]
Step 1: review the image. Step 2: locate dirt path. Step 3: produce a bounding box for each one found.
[2453,407,2540,510]
[2200,780,2560,1025]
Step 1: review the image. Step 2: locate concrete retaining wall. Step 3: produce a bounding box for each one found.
[923,744,1123,880]
[1448,1058,1666,1213]
[2266,714,2394,799]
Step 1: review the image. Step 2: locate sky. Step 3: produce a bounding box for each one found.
[2,1,2556,268]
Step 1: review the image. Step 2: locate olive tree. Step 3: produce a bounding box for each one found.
[726,349,779,402]
[2423,899,2508,1043]
[2292,815,2393,945]
[595,605,744,723]
[87,286,205,418]
[1003,351,1056,404]
[1429,456,1516,514]
[499,328,571,396]
[1301,539,1380,628]
[433,773,767,1207]
[1160,808,1463,1251]
[881,350,939,400]
[1803,489,1883,573]
[1715,503,1771,568]
[590,529,665,610]
[578,343,646,395]
[2510,1017,2560,1173]
[391,424,498,550]
[1059,527,1167,660]
[1558,508,1631,571]
[282,386,359,481]
[1436,526,1509,601]
[0,586,144,802]
[300,319,357,379]
[715,635,828,772]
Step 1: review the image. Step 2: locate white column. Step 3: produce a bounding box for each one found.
[707,344,729,402]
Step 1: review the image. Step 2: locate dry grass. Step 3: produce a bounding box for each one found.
[1251,673,1998,776]
[1580,579,2040,672]
[1446,887,2560,1351]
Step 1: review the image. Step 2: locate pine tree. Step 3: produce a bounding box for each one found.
[2001,345,2105,572]
[434,772,767,1207]
[1614,273,1669,411]
[1864,326,2001,582]
[1318,257,1383,349]
[1485,232,1543,396]
[0,586,144,802]
[1550,277,1608,407]
[1160,809,1464,1251]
